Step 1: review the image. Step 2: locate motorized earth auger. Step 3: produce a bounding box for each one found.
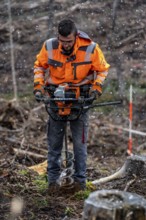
[38,83,122,188]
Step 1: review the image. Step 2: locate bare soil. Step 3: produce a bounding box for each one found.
[0,0,146,219]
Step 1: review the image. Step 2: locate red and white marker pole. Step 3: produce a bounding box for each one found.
[127,85,133,155]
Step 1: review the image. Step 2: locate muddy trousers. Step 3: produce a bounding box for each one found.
[47,112,89,185]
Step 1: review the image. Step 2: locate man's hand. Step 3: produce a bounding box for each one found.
[91,90,102,100]
[90,82,102,100]
[34,91,43,102]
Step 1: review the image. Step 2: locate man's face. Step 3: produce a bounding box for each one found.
[58,33,76,51]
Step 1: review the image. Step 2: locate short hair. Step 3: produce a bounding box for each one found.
[58,19,77,37]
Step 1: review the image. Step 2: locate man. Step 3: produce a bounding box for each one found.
[33,19,110,192]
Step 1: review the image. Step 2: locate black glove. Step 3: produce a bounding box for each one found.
[91,90,101,100]
[34,91,43,102]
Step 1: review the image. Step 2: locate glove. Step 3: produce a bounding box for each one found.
[90,83,102,100]
[91,90,102,100]
[34,90,43,102]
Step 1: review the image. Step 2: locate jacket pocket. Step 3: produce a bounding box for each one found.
[48,59,65,79]
[72,62,92,80]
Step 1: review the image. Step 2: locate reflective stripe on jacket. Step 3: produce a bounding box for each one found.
[34,30,110,91]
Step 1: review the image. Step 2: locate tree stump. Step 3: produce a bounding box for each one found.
[83,190,146,220]
[92,155,146,186]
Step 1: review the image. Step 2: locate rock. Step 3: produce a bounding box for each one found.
[83,189,146,220]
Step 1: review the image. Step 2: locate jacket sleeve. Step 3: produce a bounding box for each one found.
[91,44,110,94]
[33,42,49,92]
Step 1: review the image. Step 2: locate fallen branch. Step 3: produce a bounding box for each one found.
[55,2,102,18]
[27,145,48,154]
[0,127,22,133]
[13,148,46,159]
[105,123,146,136]
[115,29,145,48]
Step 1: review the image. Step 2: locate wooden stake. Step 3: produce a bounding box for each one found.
[127,85,133,155]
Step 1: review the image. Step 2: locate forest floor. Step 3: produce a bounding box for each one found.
[0,0,146,219]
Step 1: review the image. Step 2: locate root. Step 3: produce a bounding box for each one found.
[124,175,137,191]
[92,155,146,187]
[92,163,126,185]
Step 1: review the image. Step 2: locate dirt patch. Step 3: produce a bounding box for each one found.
[0,99,146,219]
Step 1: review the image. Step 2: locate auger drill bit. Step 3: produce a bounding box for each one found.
[58,124,74,188]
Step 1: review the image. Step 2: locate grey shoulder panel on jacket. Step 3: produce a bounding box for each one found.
[77,30,91,40]
[45,38,59,50]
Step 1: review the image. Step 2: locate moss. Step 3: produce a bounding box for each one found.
[74,189,91,200]
[33,197,48,208]
[18,169,29,176]
[64,207,74,216]
[33,174,48,193]
[86,181,96,191]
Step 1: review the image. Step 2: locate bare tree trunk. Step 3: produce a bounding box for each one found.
[7,0,18,103]
[116,55,124,98]
[113,54,124,97]
[112,0,121,30]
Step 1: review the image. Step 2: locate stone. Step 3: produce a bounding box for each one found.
[83,189,146,220]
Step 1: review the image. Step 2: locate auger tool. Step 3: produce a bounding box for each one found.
[38,84,122,187]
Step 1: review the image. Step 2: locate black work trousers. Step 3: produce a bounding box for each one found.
[47,111,89,185]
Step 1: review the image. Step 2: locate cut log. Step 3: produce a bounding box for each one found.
[83,190,146,220]
[92,155,146,186]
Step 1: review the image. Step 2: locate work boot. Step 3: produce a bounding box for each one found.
[73,181,86,192]
[48,182,60,196]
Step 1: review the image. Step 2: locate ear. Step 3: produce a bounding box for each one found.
[76,31,79,36]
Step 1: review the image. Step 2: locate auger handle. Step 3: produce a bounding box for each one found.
[36,95,95,104]
[83,100,123,110]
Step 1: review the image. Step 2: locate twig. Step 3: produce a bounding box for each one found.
[0,127,22,133]
[10,104,45,164]
[115,29,145,48]
[29,145,48,154]
[124,175,137,191]
[137,142,146,151]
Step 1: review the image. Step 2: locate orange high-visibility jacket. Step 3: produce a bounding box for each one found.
[34,30,110,93]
